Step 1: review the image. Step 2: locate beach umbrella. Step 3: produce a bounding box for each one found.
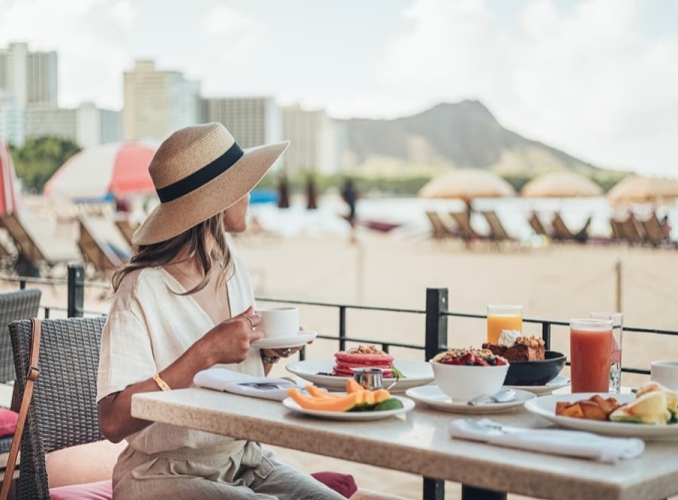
[44,141,158,201]
[521,171,603,198]
[418,169,515,200]
[607,175,678,205]
[0,140,21,216]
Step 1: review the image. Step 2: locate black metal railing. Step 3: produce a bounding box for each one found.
[2,265,677,500]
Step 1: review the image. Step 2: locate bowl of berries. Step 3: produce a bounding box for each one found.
[429,348,509,402]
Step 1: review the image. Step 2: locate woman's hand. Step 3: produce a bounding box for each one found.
[199,306,265,365]
[261,345,303,360]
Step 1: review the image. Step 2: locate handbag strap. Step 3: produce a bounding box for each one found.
[1,318,42,500]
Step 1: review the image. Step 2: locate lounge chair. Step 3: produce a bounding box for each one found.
[639,212,672,247]
[114,217,139,248]
[425,211,456,240]
[610,218,624,241]
[551,213,591,243]
[619,214,644,245]
[0,213,56,277]
[0,288,41,383]
[449,211,483,245]
[481,211,515,243]
[528,212,548,237]
[77,216,125,278]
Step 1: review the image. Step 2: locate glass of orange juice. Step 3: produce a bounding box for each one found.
[570,318,613,393]
[486,305,523,344]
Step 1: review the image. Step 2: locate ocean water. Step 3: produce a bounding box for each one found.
[251,195,678,241]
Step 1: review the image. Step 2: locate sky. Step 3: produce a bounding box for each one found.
[0,0,677,177]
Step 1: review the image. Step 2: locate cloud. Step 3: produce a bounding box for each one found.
[351,0,678,176]
[0,0,135,109]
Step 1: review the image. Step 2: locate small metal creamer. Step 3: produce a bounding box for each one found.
[353,368,383,390]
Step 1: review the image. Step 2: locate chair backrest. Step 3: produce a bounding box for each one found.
[481,211,510,241]
[77,216,124,276]
[528,212,547,236]
[551,213,574,240]
[610,218,624,240]
[640,212,666,246]
[0,213,46,263]
[0,288,41,383]
[114,218,139,248]
[424,211,453,239]
[449,212,477,240]
[621,214,644,243]
[9,316,107,500]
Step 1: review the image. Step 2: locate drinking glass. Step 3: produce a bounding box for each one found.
[486,305,523,344]
[590,312,623,393]
[569,318,613,393]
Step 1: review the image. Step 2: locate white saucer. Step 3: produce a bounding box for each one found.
[250,331,317,349]
[405,385,535,414]
[504,375,571,396]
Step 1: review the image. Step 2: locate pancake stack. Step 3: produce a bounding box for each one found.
[332,345,394,378]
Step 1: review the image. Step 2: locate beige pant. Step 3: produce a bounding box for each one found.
[112,441,346,500]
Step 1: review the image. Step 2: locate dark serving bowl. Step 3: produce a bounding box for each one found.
[503,351,566,386]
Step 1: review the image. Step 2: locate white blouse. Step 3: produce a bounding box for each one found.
[97,250,263,456]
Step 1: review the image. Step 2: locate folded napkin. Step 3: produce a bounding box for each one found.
[193,368,298,401]
[449,419,644,463]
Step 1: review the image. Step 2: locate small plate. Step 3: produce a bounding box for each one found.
[504,375,571,396]
[524,392,678,440]
[285,359,434,392]
[251,332,317,349]
[405,385,535,414]
[282,395,415,421]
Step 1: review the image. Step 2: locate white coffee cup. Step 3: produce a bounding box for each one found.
[650,360,678,391]
[256,307,299,338]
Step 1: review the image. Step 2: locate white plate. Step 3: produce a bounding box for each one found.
[251,332,317,349]
[285,359,434,392]
[524,392,678,440]
[504,375,571,396]
[405,385,535,414]
[282,395,414,421]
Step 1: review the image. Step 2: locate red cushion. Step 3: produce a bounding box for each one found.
[49,480,112,500]
[0,408,18,437]
[311,471,358,498]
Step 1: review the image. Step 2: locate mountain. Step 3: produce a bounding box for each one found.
[340,100,597,174]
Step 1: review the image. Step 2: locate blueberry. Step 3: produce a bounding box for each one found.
[465,361,474,366]
[487,358,497,365]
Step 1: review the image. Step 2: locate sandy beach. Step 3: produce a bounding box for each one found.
[2,222,678,499]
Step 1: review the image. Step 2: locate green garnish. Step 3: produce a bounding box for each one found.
[389,366,407,379]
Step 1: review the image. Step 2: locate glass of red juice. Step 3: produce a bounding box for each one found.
[569,318,613,393]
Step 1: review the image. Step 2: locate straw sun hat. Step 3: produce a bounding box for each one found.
[132,122,289,245]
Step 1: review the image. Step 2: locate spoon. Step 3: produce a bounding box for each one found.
[467,388,516,406]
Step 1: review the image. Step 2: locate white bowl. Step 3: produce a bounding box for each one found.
[430,361,509,402]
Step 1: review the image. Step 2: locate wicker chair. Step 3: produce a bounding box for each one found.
[9,316,107,500]
[0,289,42,384]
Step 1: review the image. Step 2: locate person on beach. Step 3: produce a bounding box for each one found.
[97,123,346,500]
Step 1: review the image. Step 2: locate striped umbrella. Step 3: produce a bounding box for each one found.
[44,141,158,201]
[0,141,20,216]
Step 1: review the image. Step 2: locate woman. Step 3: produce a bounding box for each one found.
[97,123,346,499]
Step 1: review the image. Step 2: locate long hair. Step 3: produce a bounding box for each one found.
[112,212,231,294]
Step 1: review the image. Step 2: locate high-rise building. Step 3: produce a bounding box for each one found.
[76,103,123,149]
[0,42,58,107]
[26,103,122,148]
[0,90,25,146]
[281,105,344,175]
[26,105,77,141]
[201,96,281,149]
[123,60,200,141]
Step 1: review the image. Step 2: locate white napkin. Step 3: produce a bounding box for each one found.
[449,419,644,463]
[193,368,297,401]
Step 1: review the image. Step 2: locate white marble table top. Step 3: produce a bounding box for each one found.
[131,388,678,500]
